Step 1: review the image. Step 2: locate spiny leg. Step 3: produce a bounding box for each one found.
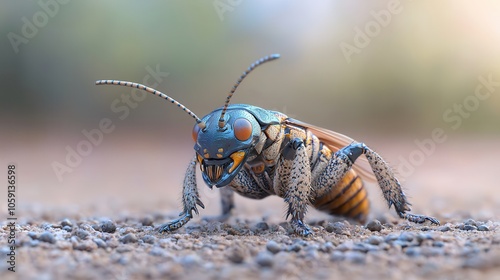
[275,138,313,236]
[342,143,440,225]
[158,156,205,233]
[202,186,234,222]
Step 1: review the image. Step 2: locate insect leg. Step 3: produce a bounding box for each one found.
[341,143,440,225]
[158,156,205,233]
[275,138,313,236]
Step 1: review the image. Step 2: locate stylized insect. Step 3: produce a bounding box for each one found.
[96,54,439,236]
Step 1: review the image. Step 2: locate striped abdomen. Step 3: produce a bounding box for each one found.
[312,169,369,223]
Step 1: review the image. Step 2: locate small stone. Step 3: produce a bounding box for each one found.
[38,232,56,244]
[392,240,410,248]
[416,233,433,243]
[100,220,117,233]
[405,247,421,257]
[437,225,451,232]
[367,235,384,245]
[266,240,281,254]
[289,243,302,252]
[227,246,246,264]
[326,222,350,236]
[330,251,344,261]
[464,219,477,226]
[398,232,415,242]
[120,233,137,244]
[116,245,132,253]
[255,251,274,267]
[366,220,382,232]
[344,251,366,264]
[28,232,38,240]
[336,241,354,252]
[74,240,97,251]
[432,241,445,248]
[140,216,154,227]
[179,254,201,267]
[254,222,269,231]
[93,238,107,248]
[63,226,72,232]
[384,233,399,243]
[462,225,477,231]
[320,242,335,253]
[60,219,73,228]
[477,225,490,231]
[150,246,166,257]
[142,235,156,244]
[421,247,444,257]
[76,229,89,240]
[305,247,319,260]
[352,243,379,253]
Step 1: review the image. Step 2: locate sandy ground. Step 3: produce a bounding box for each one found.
[0,131,499,279]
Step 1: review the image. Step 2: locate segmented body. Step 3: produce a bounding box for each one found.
[227,111,369,223]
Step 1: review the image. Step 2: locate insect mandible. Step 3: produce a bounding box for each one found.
[96,54,439,236]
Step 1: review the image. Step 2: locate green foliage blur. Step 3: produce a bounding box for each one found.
[2,0,500,136]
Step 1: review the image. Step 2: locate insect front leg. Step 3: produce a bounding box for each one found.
[275,138,313,236]
[340,143,440,225]
[158,156,205,233]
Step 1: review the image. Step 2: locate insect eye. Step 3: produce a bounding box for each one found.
[192,124,201,142]
[233,118,253,141]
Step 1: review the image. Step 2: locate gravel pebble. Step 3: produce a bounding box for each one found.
[461,225,477,231]
[63,226,72,232]
[140,216,154,226]
[330,251,345,261]
[93,238,107,248]
[438,225,451,232]
[344,251,366,264]
[477,225,490,231]
[74,240,97,251]
[255,251,274,267]
[179,254,201,267]
[100,220,117,233]
[120,233,137,244]
[254,222,269,231]
[141,235,156,244]
[227,246,246,264]
[326,222,351,236]
[367,235,384,245]
[60,219,73,228]
[289,243,302,252]
[366,220,382,232]
[320,242,335,253]
[266,240,281,254]
[38,232,56,244]
[398,232,415,242]
[464,219,477,226]
[76,229,89,240]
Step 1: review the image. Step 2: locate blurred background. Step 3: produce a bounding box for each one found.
[1,1,499,222]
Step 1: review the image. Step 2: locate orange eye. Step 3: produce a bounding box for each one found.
[233,118,253,141]
[192,124,201,142]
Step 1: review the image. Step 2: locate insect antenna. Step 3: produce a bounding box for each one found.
[95,80,206,129]
[218,54,280,128]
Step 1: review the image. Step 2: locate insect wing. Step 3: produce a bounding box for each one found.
[284,118,376,182]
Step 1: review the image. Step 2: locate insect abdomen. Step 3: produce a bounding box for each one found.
[312,169,369,223]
